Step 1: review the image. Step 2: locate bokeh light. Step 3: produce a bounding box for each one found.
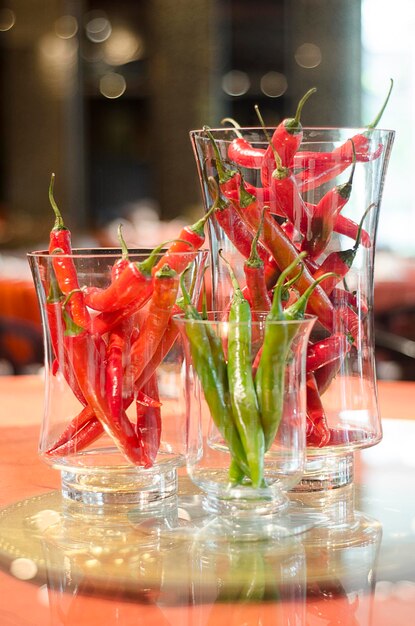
[104,27,144,65]
[0,8,15,31]
[100,73,127,99]
[85,11,112,43]
[55,15,78,39]
[260,71,288,97]
[295,43,322,69]
[222,70,250,96]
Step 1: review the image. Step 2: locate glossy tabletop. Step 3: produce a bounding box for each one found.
[0,375,415,626]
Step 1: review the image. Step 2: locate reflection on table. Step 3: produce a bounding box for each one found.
[0,376,414,625]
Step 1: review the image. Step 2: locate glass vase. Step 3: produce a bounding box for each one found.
[28,247,208,509]
[190,126,394,491]
[176,312,316,539]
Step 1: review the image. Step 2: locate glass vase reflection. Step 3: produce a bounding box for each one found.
[28,248,208,508]
[190,126,395,491]
[176,313,316,539]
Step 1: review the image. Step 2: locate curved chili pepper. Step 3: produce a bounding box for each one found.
[128,264,179,386]
[46,273,86,405]
[301,141,357,258]
[135,373,161,466]
[105,322,130,420]
[330,288,368,316]
[152,201,216,275]
[306,333,352,372]
[62,302,147,466]
[296,80,393,192]
[305,371,330,447]
[220,250,265,487]
[236,196,336,331]
[243,208,271,313]
[48,174,90,328]
[221,118,266,169]
[111,223,130,281]
[333,212,371,247]
[180,280,250,478]
[208,180,280,289]
[45,406,104,457]
[258,88,317,184]
[313,204,375,295]
[83,240,169,312]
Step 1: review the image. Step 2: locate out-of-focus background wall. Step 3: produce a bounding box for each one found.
[0,0,414,378]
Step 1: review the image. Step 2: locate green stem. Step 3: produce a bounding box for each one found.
[221,117,243,139]
[49,173,65,230]
[286,87,317,133]
[366,78,393,129]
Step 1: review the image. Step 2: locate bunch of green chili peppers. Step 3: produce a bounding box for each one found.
[181,252,336,488]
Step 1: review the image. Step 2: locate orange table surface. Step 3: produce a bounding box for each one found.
[0,375,414,626]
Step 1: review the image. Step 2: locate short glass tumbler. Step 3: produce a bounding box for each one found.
[190,126,395,491]
[28,248,208,507]
[176,313,316,537]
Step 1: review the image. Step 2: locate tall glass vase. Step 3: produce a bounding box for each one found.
[190,126,394,491]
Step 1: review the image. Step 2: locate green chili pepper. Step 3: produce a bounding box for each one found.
[219,250,265,488]
[256,255,337,450]
[180,274,250,479]
[255,256,305,449]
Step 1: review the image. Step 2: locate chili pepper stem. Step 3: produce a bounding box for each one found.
[285,271,340,319]
[220,117,243,138]
[366,78,393,129]
[270,252,307,320]
[49,173,65,230]
[118,223,129,260]
[246,207,267,268]
[254,104,289,180]
[204,126,237,183]
[287,87,317,133]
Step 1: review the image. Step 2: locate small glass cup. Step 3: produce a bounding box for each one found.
[175,312,316,539]
[28,247,208,509]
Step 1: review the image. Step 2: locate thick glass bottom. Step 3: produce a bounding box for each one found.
[290,452,354,492]
[60,466,178,508]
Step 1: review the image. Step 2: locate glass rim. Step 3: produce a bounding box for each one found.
[27,247,210,259]
[173,312,317,326]
[190,126,395,136]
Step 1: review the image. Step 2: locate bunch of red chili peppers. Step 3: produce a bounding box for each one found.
[198,81,392,450]
[44,174,212,466]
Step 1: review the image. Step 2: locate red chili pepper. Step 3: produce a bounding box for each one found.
[46,275,86,405]
[45,406,104,457]
[314,357,343,396]
[334,213,371,247]
[221,117,266,168]
[83,240,169,312]
[306,333,352,372]
[296,80,393,192]
[313,204,374,295]
[210,183,280,289]
[243,208,271,313]
[105,323,129,420]
[111,223,131,281]
[135,373,161,466]
[62,303,147,466]
[301,142,356,258]
[330,288,368,316]
[257,88,317,184]
[128,264,179,386]
[152,196,218,276]
[237,199,336,331]
[306,371,331,447]
[48,174,90,329]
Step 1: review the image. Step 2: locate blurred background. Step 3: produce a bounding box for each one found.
[0,0,414,378]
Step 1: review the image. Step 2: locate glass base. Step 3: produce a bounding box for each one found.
[60,466,178,509]
[163,494,327,542]
[290,452,354,492]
